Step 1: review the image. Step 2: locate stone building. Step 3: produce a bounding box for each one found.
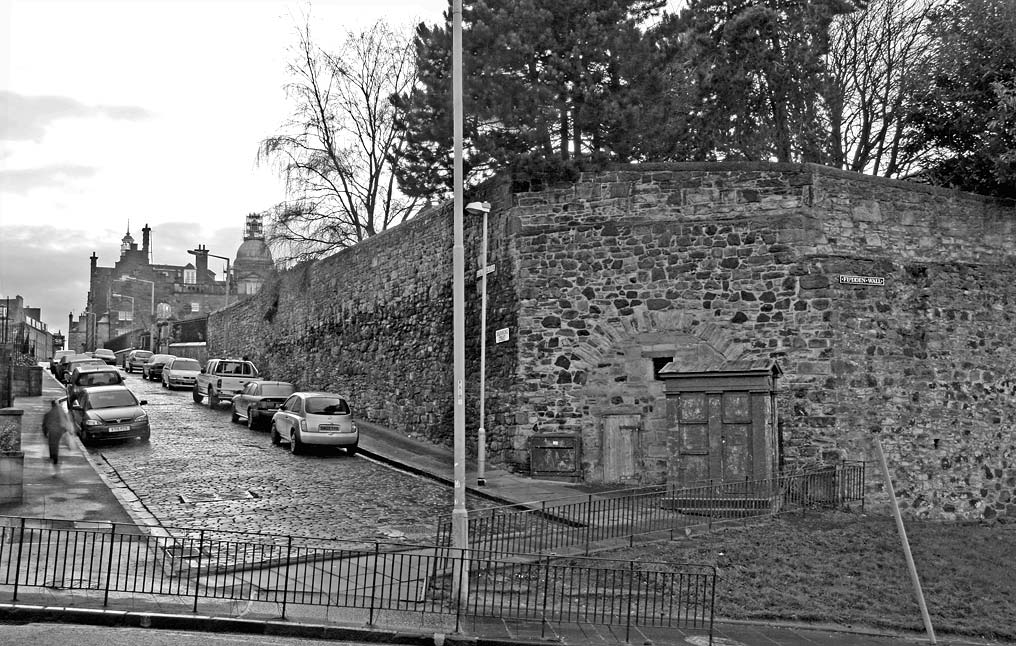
[208,162,1016,521]
[0,295,55,362]
[70,216,274,353]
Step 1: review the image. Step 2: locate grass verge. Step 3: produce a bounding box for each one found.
[599,510,1016,642]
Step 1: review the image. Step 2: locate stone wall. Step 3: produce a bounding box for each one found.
[508,163,1015,520]
[209,162,1016,520]
[210,184,518,452]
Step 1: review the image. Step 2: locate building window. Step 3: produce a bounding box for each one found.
[652,357,672,381]
[191,302,200,313]
[184,268,196,285]
[120,310,133,322]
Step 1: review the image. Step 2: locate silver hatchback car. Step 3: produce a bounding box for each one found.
[270,392,357,455]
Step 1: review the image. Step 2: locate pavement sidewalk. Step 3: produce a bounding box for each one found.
[0,370,1008,646]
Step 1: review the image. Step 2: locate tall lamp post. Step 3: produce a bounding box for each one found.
[467,201,492,486]
[451,0,469,603]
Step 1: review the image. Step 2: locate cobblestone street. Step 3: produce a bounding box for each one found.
[87,371,479,544]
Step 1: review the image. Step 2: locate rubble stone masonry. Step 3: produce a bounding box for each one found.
[210,162,1015,520]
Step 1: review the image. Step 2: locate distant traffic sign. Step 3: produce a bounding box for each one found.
[495,328,510,343]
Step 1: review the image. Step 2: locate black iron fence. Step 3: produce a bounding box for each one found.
[437,461,866,556]
[0,516,715,637]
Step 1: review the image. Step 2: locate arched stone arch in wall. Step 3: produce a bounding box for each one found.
[577,307,756,485]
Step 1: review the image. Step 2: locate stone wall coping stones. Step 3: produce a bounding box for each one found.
[508,161,1016,207]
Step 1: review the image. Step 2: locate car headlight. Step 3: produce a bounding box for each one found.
[83,419,101,426]
[133,413,148,422]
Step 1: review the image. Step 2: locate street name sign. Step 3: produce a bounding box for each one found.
[838,275,885,286]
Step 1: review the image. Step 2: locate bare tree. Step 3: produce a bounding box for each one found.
[824,0,941,177]
[259,19,419,263]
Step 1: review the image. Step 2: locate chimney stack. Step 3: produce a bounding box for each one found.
[193,245,209,284]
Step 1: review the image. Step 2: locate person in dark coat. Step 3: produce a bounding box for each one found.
[42,399,72,466]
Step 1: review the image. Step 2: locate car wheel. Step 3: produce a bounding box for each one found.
[139,429,151,443]
[192,386,203,403]
[270,423,282,445]
[347,444,358,456]
[247,408,257,430]
[230,406,240,423]
[209,390,219,408]
[289,429,303,455]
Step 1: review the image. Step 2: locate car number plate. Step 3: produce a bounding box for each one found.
[318,424,340,431]
[108,425,129,433]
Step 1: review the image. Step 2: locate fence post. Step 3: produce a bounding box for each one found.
[454,547,464,633]
[281,534,293,620]
[193,529,205,614]
[584,494,592,556]
[625,560,635,644]
[369,541,380,627]
[540,554,552,640]
[12,517,26,602]
[861,461,867,513]
[103,523,117,607]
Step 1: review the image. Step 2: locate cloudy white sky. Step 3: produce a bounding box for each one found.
[0,0,442,334]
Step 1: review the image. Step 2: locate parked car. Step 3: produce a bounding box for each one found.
[93,348,117,365]
[55,353,91,381]
[50,350,76,375]
[270,392,357,455]
[60,356,107,383]
[161,357,202,390]
[69,384,150,445]
[66,364,124,407]
[142,354,176,381]
[193,358,262,407]
[124,350,153,373]
[230,381,296,429]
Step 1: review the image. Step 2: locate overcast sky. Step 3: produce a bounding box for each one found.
[0,0,441,335]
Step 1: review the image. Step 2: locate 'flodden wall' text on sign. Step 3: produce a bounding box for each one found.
[838,275,885,286]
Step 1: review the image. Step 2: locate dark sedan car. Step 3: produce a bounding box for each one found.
[142,354,177,381]
[69,385,150,445]
[231,380,297,430]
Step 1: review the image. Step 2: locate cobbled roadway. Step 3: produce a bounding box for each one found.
[87,371,485,546]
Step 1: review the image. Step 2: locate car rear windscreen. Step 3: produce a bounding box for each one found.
[306,398,350,415]
[262,384,296,397]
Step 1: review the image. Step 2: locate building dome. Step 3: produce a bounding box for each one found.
[236,238,272,262]
[232,213,275,297]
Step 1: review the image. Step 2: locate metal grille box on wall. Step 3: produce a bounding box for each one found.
[838,275,885,286]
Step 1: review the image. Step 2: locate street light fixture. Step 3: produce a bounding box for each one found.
[187,249,232,311]
[119,275,155,316]
[466,200,492,487]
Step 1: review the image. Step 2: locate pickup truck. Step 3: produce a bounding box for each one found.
[193,358,262,408]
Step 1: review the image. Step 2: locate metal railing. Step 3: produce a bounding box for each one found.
[0,516,715,637]
[437,461,866,556]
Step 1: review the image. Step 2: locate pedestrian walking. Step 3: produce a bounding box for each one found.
[42,399,73,466]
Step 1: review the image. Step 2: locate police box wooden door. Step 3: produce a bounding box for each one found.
[661,362,780,487]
